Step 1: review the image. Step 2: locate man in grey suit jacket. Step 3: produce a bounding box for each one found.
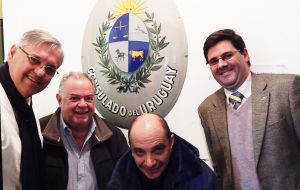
[198,29,300,190]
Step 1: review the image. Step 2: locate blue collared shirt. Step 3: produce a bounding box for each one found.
[59,114,98,190]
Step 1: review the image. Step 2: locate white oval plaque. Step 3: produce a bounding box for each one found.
[82,0,188,128]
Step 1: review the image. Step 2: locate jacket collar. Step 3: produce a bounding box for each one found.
[42,108,113,144]
[251,74,269,167]
[113,134,203,189]
[166,134,203,185]
[208,89,234,176]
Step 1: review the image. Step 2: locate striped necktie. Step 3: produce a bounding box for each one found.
[229,91,244,110]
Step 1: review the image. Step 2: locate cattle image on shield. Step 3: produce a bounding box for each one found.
[92,0,170,93]
[129,50,144,61]
[109,13,149,73]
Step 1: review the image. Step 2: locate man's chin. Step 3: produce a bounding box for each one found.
[217,77,238,90]
[73,119,90,127]
[143,170,162,180]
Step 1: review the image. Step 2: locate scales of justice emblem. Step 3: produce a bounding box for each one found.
[93,0,170,93]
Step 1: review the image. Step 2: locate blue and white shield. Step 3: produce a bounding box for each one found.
[109,13,149,73]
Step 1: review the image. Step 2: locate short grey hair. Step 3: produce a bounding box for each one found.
[58,72,96,95]
[17,29,64,66]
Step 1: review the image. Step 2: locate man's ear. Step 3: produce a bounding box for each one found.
[170,133,175,149]
[7,45,17,62]
[56,93,62,106]
[241,48,249,63]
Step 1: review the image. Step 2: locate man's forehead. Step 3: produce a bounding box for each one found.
[130,119,167,148]
[131,138,168,150]
[208,40,234,57]
[131,114,163,132]
[131,123,165,141]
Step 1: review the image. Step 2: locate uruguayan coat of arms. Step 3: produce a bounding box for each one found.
[82,0,188,128]
[92,1,169,93]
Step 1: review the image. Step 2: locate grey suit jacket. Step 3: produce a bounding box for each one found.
[198,73,300,190]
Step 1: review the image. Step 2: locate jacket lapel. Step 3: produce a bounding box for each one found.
[209,89,233,171]
[42,109,62,142]
[252,74,269,167]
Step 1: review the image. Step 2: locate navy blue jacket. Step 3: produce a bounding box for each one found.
[107,134,220,190]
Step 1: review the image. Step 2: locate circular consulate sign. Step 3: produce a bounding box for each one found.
[82,0,188,128]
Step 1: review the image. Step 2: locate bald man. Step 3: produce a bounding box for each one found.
[107,113,219,190]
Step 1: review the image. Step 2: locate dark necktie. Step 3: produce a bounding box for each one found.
[229,91,244,110]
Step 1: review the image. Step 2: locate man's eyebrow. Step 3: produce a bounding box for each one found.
[152,143,166,151]
[132,147,144,151]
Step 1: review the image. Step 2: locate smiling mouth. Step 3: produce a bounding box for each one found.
[218,64,234,74]
[27,75,42,86]
[75,109,90,115]
[221,71,231,76]
[218,67,234,76]
[75,112,88,115]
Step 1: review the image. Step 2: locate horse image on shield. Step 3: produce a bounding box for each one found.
[92,4,170,93]
[109,13,149,73]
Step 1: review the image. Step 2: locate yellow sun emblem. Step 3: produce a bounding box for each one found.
[114,0,146,17]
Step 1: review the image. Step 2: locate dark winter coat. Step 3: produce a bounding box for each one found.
[40,109,129,190]
[107,134,220,190]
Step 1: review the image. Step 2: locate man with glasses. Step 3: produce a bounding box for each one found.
[198,29,300,189]
[0,29,64,189]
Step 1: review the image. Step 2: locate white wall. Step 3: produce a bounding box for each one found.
[3,0,300,166]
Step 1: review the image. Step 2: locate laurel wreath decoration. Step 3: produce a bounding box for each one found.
[92,11,169,93]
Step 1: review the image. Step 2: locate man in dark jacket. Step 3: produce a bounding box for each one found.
[40,72,128,190]
[107,113,219,190]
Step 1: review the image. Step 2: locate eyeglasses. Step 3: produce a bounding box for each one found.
[206,50,241,66]
[19,46,58,76]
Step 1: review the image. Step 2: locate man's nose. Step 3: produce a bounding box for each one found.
[34,65,47,77]
[145,154,156,167]
[217,58,228,69]
[77,99,87,107]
